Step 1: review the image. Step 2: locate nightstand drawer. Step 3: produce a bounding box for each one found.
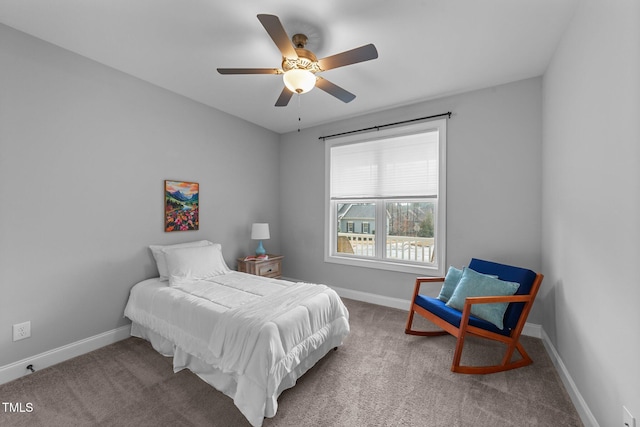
[256,260,281,278]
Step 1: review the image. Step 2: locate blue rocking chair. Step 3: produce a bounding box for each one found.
[405,258,543,374]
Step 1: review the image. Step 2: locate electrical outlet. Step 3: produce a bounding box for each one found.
[12,321,31,341]
[624,406,636,427]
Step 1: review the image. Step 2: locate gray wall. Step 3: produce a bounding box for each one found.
[0,24,281,366]
[542,0,640,425]
[279,77,543,320]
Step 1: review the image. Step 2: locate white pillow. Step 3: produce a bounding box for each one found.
[163,244,230,287]
[149,240,213,281]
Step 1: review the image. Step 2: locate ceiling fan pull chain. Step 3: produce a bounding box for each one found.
[297,94,302,132]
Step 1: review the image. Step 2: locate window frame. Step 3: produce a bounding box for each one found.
[324,118,447,276]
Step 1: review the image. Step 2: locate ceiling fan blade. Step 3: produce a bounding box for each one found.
[257,14,298,59]
[275,87,294,107]
[217,68,281,75]
[315,77,356,103]
[318,44,378,71]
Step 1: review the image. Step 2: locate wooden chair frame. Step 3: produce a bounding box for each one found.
[405,273,543,374]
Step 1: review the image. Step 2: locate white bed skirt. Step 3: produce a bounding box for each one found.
[131,321,343,426]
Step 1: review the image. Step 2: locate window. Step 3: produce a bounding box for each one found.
[325,119,446,275]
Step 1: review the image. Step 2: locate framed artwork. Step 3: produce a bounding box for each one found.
[164,180,199,232]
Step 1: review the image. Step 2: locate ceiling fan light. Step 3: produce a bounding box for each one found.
[283,69,316,94]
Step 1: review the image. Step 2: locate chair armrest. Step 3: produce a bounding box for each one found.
[416,277,445,284]
[414,276,445,292]
[459,294,533,331]
[410,276,445,302]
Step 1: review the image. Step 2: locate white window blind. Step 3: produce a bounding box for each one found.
[330,130,439,199]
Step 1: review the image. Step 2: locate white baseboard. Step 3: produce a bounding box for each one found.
[540,329,599,427]
[331,284,411,311]
[0,325,131,386]
[522,322,541,338]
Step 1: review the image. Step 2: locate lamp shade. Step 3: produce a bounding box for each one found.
[251,223,270,240]
[283,69,316,94]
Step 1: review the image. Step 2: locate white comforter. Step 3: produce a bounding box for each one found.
[123,272,350,426]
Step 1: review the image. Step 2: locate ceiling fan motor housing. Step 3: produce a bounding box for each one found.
[282,35,321,73]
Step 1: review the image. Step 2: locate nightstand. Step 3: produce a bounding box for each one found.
[237,254,283,279]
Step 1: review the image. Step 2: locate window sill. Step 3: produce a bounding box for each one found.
[325,253,444,276]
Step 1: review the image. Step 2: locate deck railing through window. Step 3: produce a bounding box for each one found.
[338,233,434,262]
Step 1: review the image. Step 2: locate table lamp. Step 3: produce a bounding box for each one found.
[251,223,270,256]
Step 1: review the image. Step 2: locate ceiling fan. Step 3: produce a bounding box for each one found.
[217,14,378,107]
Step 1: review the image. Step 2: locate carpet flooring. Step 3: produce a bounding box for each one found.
[0,298,583,426]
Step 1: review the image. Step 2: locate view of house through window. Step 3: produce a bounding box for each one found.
[326,118,446,275]
[337,202,376,256]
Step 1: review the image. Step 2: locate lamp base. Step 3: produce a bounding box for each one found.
[255,240,266,256]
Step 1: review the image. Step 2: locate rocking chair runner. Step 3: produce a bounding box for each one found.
[405,258,543,374]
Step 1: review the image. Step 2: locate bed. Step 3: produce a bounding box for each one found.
[123,240,350,427]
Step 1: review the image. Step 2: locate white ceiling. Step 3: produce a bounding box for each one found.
[0,0,578,134]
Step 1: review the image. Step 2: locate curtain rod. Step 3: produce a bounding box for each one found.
[318,112,452,141]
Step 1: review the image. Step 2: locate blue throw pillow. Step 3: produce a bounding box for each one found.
[446,267,520,329]
[437,266,463,302]
[437,266,498,303]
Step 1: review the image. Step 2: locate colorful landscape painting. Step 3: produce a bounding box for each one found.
[165,180,199,232]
